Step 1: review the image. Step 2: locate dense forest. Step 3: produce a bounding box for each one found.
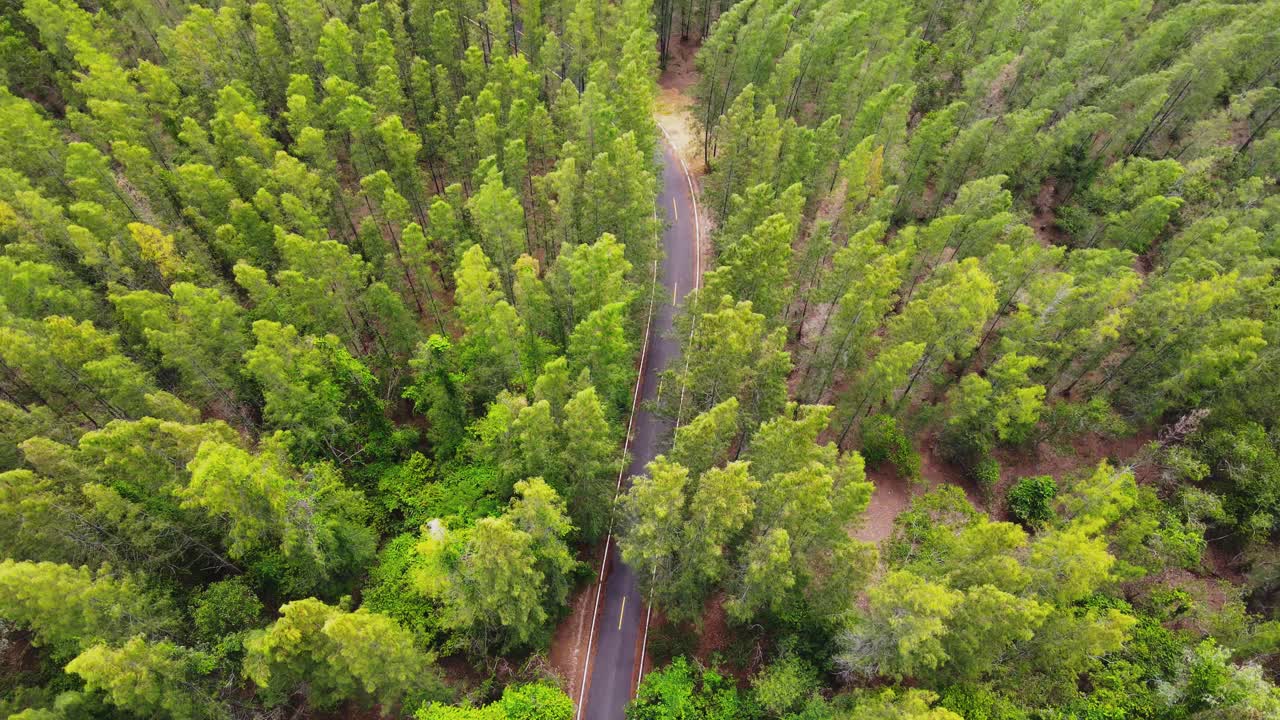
[0,0,656,714]
[2,0,1280,718]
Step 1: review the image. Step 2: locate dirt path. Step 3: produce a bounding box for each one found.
[856,467,917,544]
[655,38,703,174]
[548,579,599,702]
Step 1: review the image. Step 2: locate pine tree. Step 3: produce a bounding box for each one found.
[182,437,375,594]
[704,212,794,322]
[549,232,634,339]
[404,335,470,458]
[561,386,618,540]
[567,302,635,413]
[244,598,439,710]
[0,316,175,428]
[888,259,998,408]
[670,397,740,479]
[111,284,249,420]
[67,637,224,720]
[0,560,176,650]
[467,166,527,298]
[242,320,386,460]
[453,244,528,397]
[417,480,575,652]
[581,132,660,274]
[617,456,689,609]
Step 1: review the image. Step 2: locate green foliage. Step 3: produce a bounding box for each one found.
[751,656,819,718]
[670,397,740,478]
[360,533,439,645]
[0,0,668,712]
[377,453,502,532]
[182,436,376,596]
[664,293,790,432]
[405,335,471,459]
[413,478,577,653]
[948,354,1045,446]
[190,578,263,648]
[885,487,980,565]
[244,598,446,711]
[628,657,751,720]
[971,456,1001,493]
[6,0,1280,715]
[1035,399,1131,449]
[839,570,963,680]
[66,637,223,720]
[0,560,176,651]
[860,479,1141,706]
[417,682,573,719]
[620,404,876,626]
[1007,476,1058,529]
[937,684,1026,720]
[1110,487,1207,576]
[847,688,963,720]
[861,413,921,484]
[1195,422,1280,539]
[1159,639,1280,718]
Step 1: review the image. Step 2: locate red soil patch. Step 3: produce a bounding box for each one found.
[695,592,730,660]
[856,435,985,544]
[693,593,760,682]
[1204,540,1248,585]
[856,426,1158,546]
[656,39,706,176]
[857,465,917,544]
[996,427,1158,486]
[1032,177,1070,247]
[547,545,607,703]
[660,37,701,93]
[0,629,39,678]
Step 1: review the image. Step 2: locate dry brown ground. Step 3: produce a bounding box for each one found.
[857,426,1160,545]
[655,38,705,175]
[547,577,599,702]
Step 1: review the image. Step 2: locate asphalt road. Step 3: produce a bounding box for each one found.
[576,134,701,720]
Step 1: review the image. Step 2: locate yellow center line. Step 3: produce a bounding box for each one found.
[671,197,678,222]
[618,596,627,630]
[672,281,678,304]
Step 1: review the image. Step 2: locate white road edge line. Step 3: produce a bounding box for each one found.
[635,127,704,690]
[574,217,661,720]
[658,125,702,289]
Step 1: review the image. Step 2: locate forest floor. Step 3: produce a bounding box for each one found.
[654,38,704,174]
[856,427,1157,544]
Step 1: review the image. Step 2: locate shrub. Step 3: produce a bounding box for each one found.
[630,657,749,719]
[751,656,818,718]
[885,486,981,566]
[360,533,439,644]
[861,414,922,484]
[1007,475,1057,528]
[938,422,993,468]
[191,577,263,656]
[1036,398,1130,448]
[972,455,1001,491]
[378,454,502,532]
[938,683,1028,720]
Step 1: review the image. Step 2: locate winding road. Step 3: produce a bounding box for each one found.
[575,131,701,720]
